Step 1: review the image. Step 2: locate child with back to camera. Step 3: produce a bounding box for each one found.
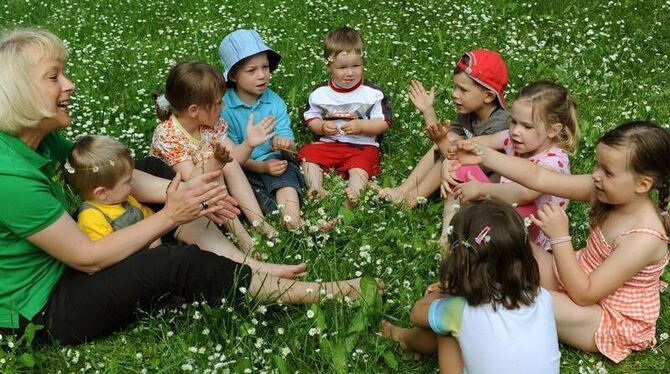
[297,26,392,209]
[381,199,560,374]
[374,49,508,209]
[453,120,670,362]
[218,29,306,229]
[151,61,278,252]
[439,80,579,250]
[66,135,306,278]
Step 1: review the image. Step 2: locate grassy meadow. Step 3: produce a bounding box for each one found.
[2,0,670,372]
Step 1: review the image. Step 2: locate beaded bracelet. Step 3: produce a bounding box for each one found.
[549,236,572,245]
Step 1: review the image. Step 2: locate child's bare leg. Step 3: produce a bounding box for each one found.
[176,217,307,278]
[439,195,459,245]
[401,161,442,209]
[344,168,368,209]
[302,161,327,200]
[276,186,302,230]
[379,146,439,202]
[551,291,601,352]
[249,274,383,304]
[380,321,436,358]
[531,243,560,291]
[222,160,277,237]
[437,335,464,374]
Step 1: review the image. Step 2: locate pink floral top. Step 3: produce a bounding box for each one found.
[498,130,571,249]
[150,115,228,167]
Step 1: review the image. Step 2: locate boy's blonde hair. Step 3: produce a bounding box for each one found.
[323,26,364,62]
[0,28,68,135]
[65,135,134,198]
[516,80,580,151]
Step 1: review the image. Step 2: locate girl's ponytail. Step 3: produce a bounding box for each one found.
[152,91,171,121]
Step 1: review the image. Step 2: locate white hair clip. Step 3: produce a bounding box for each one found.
[156,94,171,112]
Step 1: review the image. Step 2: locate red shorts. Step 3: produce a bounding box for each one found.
[297,142,380,177]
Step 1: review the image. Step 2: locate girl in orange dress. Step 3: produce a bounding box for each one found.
[454,120,670,362]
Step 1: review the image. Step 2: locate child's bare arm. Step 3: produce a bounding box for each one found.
[340,118,389,136]
[455,179,542,205]
[409,289,446,328]
[409,80,439,128]
[532,203,669,305]
[456,142,594,202]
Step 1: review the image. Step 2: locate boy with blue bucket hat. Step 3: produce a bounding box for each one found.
[219,29,305,230]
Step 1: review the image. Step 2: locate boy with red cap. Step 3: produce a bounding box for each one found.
[375,49,509,208]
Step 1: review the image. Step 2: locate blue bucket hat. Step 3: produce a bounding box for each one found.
[218,29,281,84]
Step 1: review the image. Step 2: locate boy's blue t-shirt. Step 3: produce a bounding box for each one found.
[221,88,294,161]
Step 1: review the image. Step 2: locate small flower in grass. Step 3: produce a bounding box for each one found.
[306,310,315,319]
[252,220,261,227]
[416,195,428,204]
[136,353,143,359]
[167,331,174,337]
[202,328,210,335]
[660,332,669,341]
[281,347,291,357]
[254,338,265,348]
[277,327,285,335]
[266,241,275,248]
[257,305,267,315]
[308,327,319,336]
[193,311,201,320]
[283,215,292,223]
[239,286,247,294]
[181,362,193,371]
[189,346,198,353]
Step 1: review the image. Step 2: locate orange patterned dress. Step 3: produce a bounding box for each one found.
[554,226,669,362]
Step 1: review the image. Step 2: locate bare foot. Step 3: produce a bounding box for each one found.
[324,277,385,301]
[344,187,360,209]
[259,221,279,238]
[367,180,383,192]
[256,262,307,279]
[318,217,340,233]
[306,187,328,201]
[378,187,407,205]
[380,320,422,360]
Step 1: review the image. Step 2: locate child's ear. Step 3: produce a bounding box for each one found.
[635,175,655,194]
[91,186,108,201]
[484,90,497,105]
[187,104,200,119]
[547,123,563,140]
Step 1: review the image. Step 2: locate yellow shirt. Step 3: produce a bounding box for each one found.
[77,195,154,241]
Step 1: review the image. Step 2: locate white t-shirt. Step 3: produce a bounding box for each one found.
[303,80,391,147]
[429,288,559,374]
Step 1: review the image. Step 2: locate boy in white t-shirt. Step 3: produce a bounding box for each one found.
[297,26,392,208]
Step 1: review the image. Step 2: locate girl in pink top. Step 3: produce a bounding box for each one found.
[454,120,670,362]
[440,81,579,250]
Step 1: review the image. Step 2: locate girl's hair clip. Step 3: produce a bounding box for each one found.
[156,94,171,112]
[474,225,491,245]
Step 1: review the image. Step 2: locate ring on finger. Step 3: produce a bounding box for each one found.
[201,201,209,210]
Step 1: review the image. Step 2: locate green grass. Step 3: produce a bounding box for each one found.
[2,0,670,372]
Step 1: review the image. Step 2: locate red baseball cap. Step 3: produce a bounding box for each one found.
[456,49,508,109]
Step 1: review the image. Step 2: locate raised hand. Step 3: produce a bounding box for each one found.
[408,80,435,113]
[426,120,450,142]
[530,203,570,240]
[264,159,288,176]
[454,140,485,165]
[246,114,276,148]
[212,142,233,166]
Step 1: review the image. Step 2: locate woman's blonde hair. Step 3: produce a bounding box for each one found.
[64,135,134,199]
[0,28,68,134]
[515,80,580,152]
